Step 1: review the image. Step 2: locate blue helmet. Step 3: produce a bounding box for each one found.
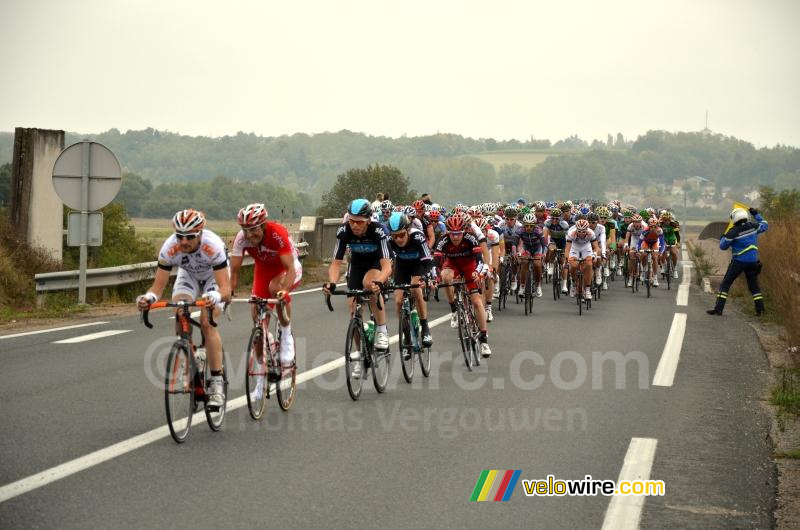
[388,212,410,232]
[517,197,526,205]
[579,205,591,215]
[348,198,371,218]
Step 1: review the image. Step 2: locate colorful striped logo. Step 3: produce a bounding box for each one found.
[470,470,522,501]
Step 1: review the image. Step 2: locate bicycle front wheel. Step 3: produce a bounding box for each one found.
[457,303,473,371]
[245,327,267,420]
[276,331,297,411]
[399,313,414,384]
[205,350,228,431]
[345,319,365,401]
[165,344,194,443]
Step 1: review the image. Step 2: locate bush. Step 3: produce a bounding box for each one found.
[758,215,800,347]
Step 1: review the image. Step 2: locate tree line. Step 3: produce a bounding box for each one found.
[1,128,798,213]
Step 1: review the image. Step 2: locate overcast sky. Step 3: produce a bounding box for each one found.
[1,0,798,147]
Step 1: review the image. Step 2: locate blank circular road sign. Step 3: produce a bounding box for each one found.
[52,141,122,211]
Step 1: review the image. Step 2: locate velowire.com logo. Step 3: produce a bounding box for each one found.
[469,470,522,501]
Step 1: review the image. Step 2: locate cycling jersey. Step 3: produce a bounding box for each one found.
[593,224,607,257]
[565,226,596,259]
[434,232,484,291]
[544,218,570,241]
[626,223,646,248]
[333,222,391,263]
[497,221,522,253]
[660,220,680,245]
[517,225,546,256]
[232,222,303,298]
[390,228,433,263]
[157,230,228,279]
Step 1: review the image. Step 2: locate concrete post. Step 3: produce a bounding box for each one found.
[10,128,65,261]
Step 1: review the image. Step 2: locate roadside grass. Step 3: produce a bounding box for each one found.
[772,365,800,427]
[757,217,800,347]
[688,244,715,286]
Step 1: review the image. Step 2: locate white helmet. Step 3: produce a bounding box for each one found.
[730,208,748,224]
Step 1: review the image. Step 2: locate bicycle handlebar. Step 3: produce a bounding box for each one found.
[248,296,290,322]
[140,299,217,329]
[325,281,389,312]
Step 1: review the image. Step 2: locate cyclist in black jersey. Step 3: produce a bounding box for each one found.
[323,199,392,351]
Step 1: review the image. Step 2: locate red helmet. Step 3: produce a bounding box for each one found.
[172,209,206,234]
[575,219,590,233]
[237,203,268,227]
[446,214,466,232]
[429,209,440,221]
[413,200,426,213]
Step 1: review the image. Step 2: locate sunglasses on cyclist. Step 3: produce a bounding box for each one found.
[449,231,464,236]
[176,233,199,241]
[348,217,368,225]
[391,232,408,239]
[242,225,262,233]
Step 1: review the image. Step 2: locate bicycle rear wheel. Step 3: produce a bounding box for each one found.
[276,332,297,411]
[345,319,365,401]
[165,344,194,443]
[245,327,267,420]
[399,312,414,384]
[205,350,228,431]
[646,263,652,298]
[577,273,583,316]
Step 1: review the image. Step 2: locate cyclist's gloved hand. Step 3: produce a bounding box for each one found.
[136,292,157,309]
[322,282,336,295]
[201,291,222,307]
[749,207,758,216]
[275,290,291,303]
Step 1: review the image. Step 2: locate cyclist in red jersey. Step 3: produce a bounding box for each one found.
[230,203,302,368]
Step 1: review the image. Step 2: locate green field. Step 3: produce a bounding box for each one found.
[465,149,596,170]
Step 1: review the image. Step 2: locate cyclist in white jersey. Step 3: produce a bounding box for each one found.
[137,209,231,408]
[565,219,600,299]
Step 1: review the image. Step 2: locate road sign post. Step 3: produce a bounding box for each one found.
[52,141,122,304]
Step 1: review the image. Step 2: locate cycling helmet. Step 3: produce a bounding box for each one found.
[660,210,672,220]
[504,207,518,218]
[579,205,591,215]
[522,212,537,225]
[648,217,660,227]
[517,197,526,205]
[446,214,466,232]
[534,201,546,211]
[429,209,440,221]
[730,208,748,224]
[550,208,562,217]
[388,212,410,232]
[595,206,610,218]
[403,205,417,217]
[474,217,489,230]
[587,212,599,223]
[575,219,590,233]
[467,205,482,218]
[173,209,206,234]
[237,203,268,227]
[631,214,643,223]
[380,199,393,211]
[348,198,372,218]
[413,199,426,212]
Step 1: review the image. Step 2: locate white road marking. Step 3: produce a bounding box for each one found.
[0,313,451,503]
[0,322,109,340]
[52,330,132,344]
[602,437,658,530]
[653,313,687,387]
[676,264,691,306]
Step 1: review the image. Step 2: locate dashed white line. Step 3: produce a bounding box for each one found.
[652,313,687,387]
[0,313,451,503]
[0,322,109,340]
[602,437,658,530]
[52,330,132,344]
[676,263,691,306]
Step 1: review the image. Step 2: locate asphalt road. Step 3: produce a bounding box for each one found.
[0,255,775,529]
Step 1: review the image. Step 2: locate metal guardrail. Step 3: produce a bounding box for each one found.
[34,242,308,294]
